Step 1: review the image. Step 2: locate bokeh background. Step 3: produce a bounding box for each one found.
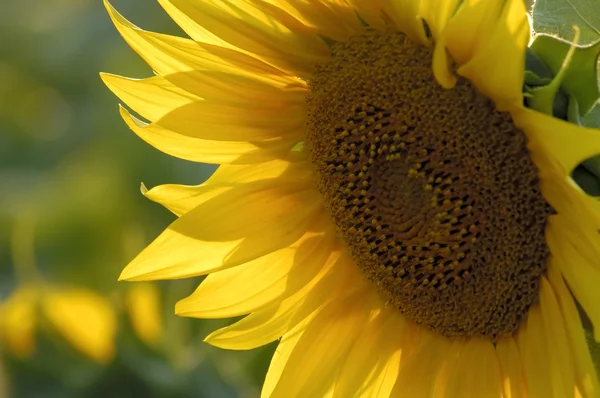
[0,1,276,397]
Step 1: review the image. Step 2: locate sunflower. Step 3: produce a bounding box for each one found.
[0,284,117,363]
[102,0,600,396]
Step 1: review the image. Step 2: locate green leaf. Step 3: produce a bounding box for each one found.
[524,71,552,86]
[530,34,600,115]
[525,48,554,81]
[572,164,600,195]
[582,102,600,127]
[532,0,600,45]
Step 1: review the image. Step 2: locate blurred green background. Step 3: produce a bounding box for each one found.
[0,1,275,397]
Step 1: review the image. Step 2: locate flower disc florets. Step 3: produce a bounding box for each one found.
[307,29,553,338]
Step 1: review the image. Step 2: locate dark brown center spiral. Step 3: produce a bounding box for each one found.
[306,29,552,338]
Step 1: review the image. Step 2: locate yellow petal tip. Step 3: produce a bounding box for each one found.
[103,0,116,17]
[202,333,218,346]
[117,269,130,281]
[202,330,231,349]
[174,296,205,317]
[99,72,120,89]
[173,299,188,316]
[118,264,151,282]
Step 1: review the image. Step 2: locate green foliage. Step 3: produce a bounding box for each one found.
[528,0,600,123]
[530,35,600,116]
[583,103,600,127]
[527,0,600,197]
[532,0,600,45]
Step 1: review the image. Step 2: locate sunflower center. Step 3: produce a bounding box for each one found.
[306,29,552,338]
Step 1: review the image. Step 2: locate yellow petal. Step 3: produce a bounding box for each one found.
[175,231,335,318]
[495,336,525,398]
[538,276,575,397]
[574,189,600,230]
[514,107,600,176]
[105,74,306,145]
[431,39,457,89]
[205,157,311,185]
[346,0,385,30]
[152,0,330,77]
[101,74,200,122]
[144,185,230,217]
[332,311,387,398]
[261,315,312,398]
[126,283,163,346]
[0,286,38,358]
[514,112,600,236]
[547,216,600,273]
[470,340,504,398]
[392,326,453,398]
[163,70,307,104]
[548,264,600,398]
[105,1,293,84]
[262,0,364,42]
[381,0,427,46]
[442,338,503,398]
[119,106,298,164]
[531,151,600,233]
[144,159,311,216]
[579,190,600,228]
[119,181,323,281]
[421,0,461,87]
[154,100,306,142]
[454,0,529,111]
[157,0,235,48]
[517,276,576,398]
[42,288,116,363]
[547,220,600,341]
[516,303,553,398]
[205,250,363,350]
[268,290,373,398]
[204,288,325,350]
[333,307,405,398]
[419,0,461,41]
[359,313,405,397]
[443,0,500,66]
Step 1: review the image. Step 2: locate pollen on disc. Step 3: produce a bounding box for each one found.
[306,29,552,339]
